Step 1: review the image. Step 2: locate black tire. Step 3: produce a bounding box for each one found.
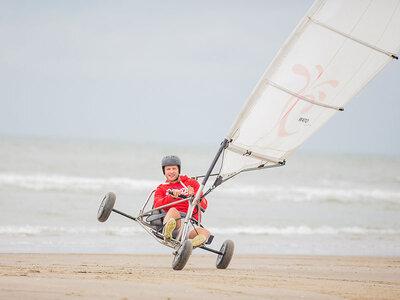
[97,192,116,222]
[172,240,193,270]
[216,240,234,269]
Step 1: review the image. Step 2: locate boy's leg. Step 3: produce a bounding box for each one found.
[163,207,181,228]
[163,208,181,241]
[189,227,210,239]
[189,227,210,247]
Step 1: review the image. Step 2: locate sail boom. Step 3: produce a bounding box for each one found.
[266,80,344,111]
[308,17,399,60]
[227,144,283,164]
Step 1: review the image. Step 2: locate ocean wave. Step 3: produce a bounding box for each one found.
[0,225,144,237]
[1,225,399,237]
[217,185,400,204]
[209,226,400,235]
[0,172,158,192]
[1,172,399,204]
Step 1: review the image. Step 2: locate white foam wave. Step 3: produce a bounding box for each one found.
[0,225,144,237]
[217,185,400,203]
[209,226,400,235]
[1,172,399,204]
[0,172,159,192]
[1,225,399,237]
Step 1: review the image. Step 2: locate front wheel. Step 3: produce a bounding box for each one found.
[216,240,234,269]
[172,240,193,270]
[97,192,116,222]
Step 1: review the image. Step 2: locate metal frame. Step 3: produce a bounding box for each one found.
[110,191,223,255]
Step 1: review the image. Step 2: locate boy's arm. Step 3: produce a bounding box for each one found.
[188,178,207,210]
[154,186,174,209]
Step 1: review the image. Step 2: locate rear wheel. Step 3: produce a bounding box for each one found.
[216,240,234,269]
[97,192,116,222]
[172,240,193,270]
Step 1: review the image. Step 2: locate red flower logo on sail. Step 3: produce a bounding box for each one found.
[278,64,339,137]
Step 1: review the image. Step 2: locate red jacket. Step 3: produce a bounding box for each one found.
[154,175,207,220]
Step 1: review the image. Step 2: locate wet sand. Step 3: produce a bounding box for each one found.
[0,253,399,299]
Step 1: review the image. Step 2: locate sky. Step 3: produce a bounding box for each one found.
[0,0,399,155]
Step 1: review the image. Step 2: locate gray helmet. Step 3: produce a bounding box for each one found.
[161,155,181,174]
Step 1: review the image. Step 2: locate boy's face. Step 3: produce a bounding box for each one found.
[164,165,179,182]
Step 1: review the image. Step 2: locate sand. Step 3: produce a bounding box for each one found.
[0,253,399,299]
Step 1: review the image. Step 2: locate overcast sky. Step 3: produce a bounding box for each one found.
[1,1,399,155]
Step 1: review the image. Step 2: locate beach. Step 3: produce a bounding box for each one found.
[1,253,399,299]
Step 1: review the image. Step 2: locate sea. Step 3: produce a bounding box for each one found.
[1,136,399,256]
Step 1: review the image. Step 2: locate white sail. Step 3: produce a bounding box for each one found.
[219,0,400,180]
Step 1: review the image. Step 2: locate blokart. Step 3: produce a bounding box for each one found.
[97,141,236,270]
[97,190,234,270]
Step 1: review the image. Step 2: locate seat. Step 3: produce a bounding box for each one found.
[145,209,214,245]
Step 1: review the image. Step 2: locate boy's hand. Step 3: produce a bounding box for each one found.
[188,186,194,197]
[170,190,181,199]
